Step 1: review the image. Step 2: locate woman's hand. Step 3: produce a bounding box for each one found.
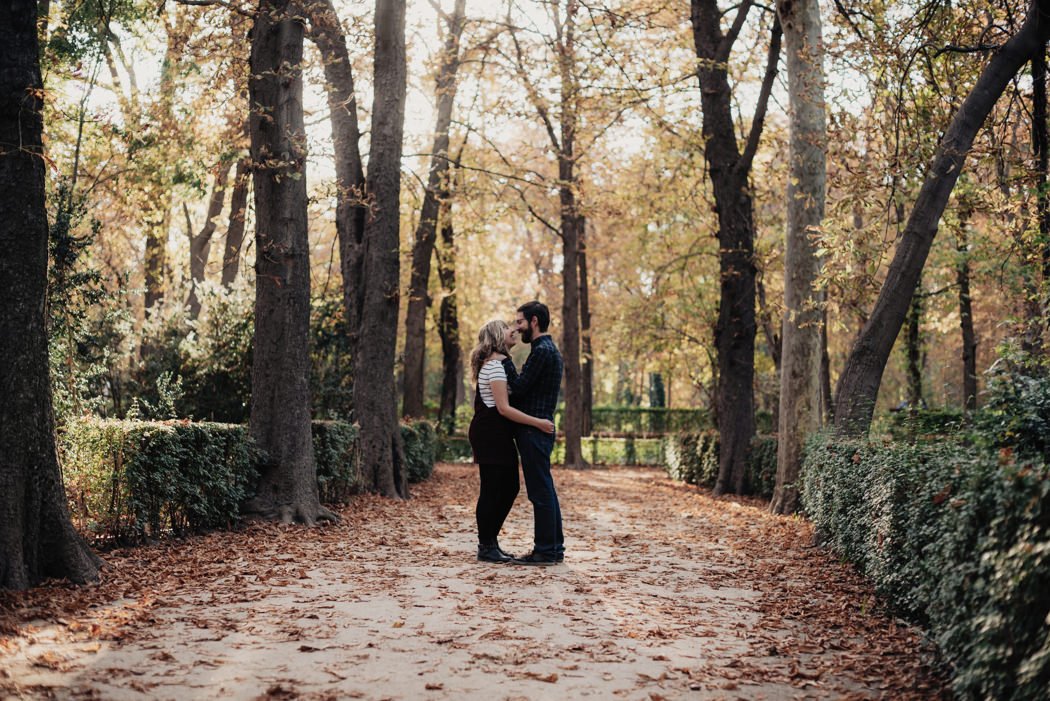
[538,419,555,434]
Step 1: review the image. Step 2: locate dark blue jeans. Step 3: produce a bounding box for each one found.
[514,425,563,557]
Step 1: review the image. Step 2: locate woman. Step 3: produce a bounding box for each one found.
[468,319,555,563]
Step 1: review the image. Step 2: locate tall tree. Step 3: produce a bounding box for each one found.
[771,0,826,514]
[355,0,409,497]
[402,0,467,419]
[833,0,1050,435]
[508,0,588,467]
[692,0,782,494]
[435,149,465,435]
[1,0,101,590]
[305,0,367,406]
[245,0,335,524]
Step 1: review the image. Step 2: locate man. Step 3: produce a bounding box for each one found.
[501,301,564,566]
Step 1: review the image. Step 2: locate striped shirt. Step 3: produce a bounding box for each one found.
[477,358,507,408]
[502,334,563,420]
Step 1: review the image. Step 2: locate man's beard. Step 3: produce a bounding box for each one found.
[520,326,533,344]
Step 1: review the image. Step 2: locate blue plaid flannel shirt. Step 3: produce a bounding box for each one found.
[501,334,563,420]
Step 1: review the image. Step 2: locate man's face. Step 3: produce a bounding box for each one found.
[514,313,533,344]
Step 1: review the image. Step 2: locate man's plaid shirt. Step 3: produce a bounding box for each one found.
[501,334,563,421]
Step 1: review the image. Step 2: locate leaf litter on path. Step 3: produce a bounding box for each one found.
[1,464,948,700]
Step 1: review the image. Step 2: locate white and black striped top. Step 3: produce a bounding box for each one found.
[477,358,507,408]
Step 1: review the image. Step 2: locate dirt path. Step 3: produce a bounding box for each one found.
[2,464,947,700]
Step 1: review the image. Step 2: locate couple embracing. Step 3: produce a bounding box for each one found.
[467,301,564,566]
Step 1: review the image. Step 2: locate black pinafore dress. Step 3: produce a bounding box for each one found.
[468,382,519,466]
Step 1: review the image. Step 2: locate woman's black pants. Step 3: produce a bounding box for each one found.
[476,463,520,545]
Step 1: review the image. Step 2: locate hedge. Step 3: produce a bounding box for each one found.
[438,434,665,466]
[801,434,1050,701]
[62,418,437,543]
[554,406,711,436]
[661,431,777,498]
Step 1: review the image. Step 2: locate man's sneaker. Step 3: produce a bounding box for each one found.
[511,551,558,566]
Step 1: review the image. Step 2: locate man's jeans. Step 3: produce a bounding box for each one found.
[514,425,563,557]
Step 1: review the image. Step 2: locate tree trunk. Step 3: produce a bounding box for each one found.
[771,0,826,514]
[188,163,231,316]
[246,0,334,524]
[579,214,593,437]
[355,0,409,498]
[833,0,1050,435]
[820,306,832,421]
[904,283,924,408]
[957,228,978,411]
[558,0,586,468]
[222,155,250,287]
[402,0,466,419]
[692,0,780,494]
[1,0,101,590]
[435,200,462,436]
[1035,46,1050,347]
[305,0,368,400]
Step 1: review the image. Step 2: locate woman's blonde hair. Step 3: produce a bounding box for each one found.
[470,319,509,380]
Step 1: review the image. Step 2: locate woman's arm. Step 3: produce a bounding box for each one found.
[490,380,555,433]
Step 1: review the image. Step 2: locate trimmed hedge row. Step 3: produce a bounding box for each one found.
[661,431,777,498]
[801,435,1050,701]
[62,418,436,543]
[436,434,666,466]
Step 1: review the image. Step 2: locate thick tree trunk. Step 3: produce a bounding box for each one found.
[833,0,1050,435]
[305,0,368,394]
[692,0,780,494]
[957,229,978,411]
[771,0,826,515]
[820,307,832,421]
[246,0,334,524]
[579,214,593,437]
[1,0,101,590]
[221,156,250,287]
[402,0,466,419]
[435,203,462,435]
[355,0,409,498]
[558,0,586,468]
[188,163,231,316]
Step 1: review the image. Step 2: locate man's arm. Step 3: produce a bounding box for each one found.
[501,344,549,398]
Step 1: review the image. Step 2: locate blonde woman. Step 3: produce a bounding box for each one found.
[468,319,555,563]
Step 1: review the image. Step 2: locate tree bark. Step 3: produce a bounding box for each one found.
[222,155,250,287]
[355,0,409,498]
[435,200,462,435]
[1035,45,1050,347]
[833,0,1050,435]
[188,163,231,317]
[0,0,101,590]
[579,214,593,437]
[692,0,780,494]
[305,0,368,396]
[246,0,335,524]
[771,0,826,515]
[557,0,586,468]
[904,283,924,408]
[957,228,978,411]
[401,0,466,419]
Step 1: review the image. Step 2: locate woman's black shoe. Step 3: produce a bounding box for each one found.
[477,544,513,563]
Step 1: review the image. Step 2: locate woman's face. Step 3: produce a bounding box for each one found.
[504,326,518,349]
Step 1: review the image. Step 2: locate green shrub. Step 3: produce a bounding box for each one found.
[885,407,968,442]
[312,420,361,503]
[62,418,439,541]
[661,431,775,498]
[438,434,473,463]
[401,420,437,483]
[554,407,711,435]
[62,419,257,542]
[801,433,1050,700]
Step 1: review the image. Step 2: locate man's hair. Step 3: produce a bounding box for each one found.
[517,300,550,332]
